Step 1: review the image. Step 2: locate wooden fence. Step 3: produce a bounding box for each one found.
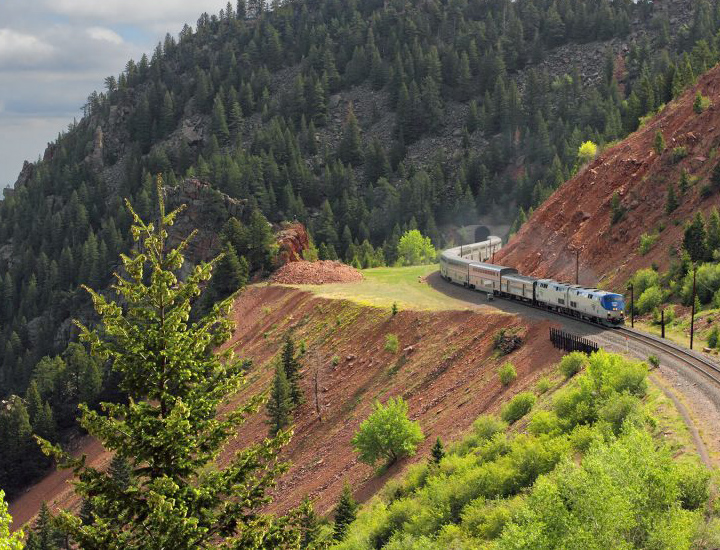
[550,328,599,355]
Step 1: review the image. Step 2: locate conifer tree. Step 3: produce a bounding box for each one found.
[654,130,665,155]
[25,502,61,550]
[267,362,292,437]
[281,333,303,406]
[430,437,445,464]
[297,496,321,549]
[212,95,231,145]
[38,179,296,549]
[666,183,679,214]
[338,103,363,165]
[333,482,357,541]
[684,212,707,263]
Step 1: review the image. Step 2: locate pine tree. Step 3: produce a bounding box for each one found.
[298,496,321,549]
[654,130,665,155]
[707,208,720,258]
[281,333,303,406]
[711,161,720,191]
[430,437,445,464]
[108,453,132,491]
[25,502,61,550]
[666,183,678,214]
[267,362,293,436]
[37,181,296,549]
[333,482,357,541]
[212,95,231,145]
[684,211,707,263]
[338,103,363,165]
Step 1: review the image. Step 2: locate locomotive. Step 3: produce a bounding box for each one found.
[439,237,625,326]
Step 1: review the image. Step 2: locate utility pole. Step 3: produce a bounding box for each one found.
[629,283,634,328]
[661,308,665,339]
[690,266,697,350]
[575,249,579,285]
[492,244,496,264]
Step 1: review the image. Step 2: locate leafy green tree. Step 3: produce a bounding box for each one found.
[577,141,597,165]
[267,362,293,437]
[0,490,23,550]
[396,229,436,266]
[333,482,357,541]
[352,397,424,467]
[39,184,295,549]
[281,333,303,406]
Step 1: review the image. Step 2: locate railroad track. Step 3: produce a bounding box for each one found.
[615,327,720,388]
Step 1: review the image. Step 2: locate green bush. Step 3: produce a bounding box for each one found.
[676,461,710,510]
[501,393,536,424]
[558,352,586,379]
[598,393,642,435]
[647,355,660,368]
[638,232,658,255]
[384,334,399,353]
[536,376,551,394]
[528,410,561,436]
[637,285,663,315]
[629,268,659,297]
[708,326,719,348]
[497,362,517,386]
[694,91,712,114]
[472,415,507,441]
[671,146,688,163]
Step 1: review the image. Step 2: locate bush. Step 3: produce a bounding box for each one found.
[693,91,712,114]
[497,362,517,386]
[528,410,561,436]
[352,397,424,467]
[536,376,551,394]
[472,415,507,441]
[598,393,641,435]
[630,268,659,297]
[647,355,660,368]
[671,146,688,163]
[676,461,710,510]
[637,285,663,315]
[558,352,586,379]
[708,326,719,349]
[384,334,399,353]
[501,393,536,424]
[638,232,658,255]
[577,141,598,165]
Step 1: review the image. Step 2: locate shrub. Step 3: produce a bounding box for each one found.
[653,130,665,155]
[577,141,598,165]
[332,355,340,366]
[671,146,688,163]
[472,415,507,441]
[630,268,659,296]
[352,397,424,467]
[497,362,517,386]
[708,326,719,348]
[610,191,625,224]
[559,352,586,379]
[384,334,399,353]
[536,376,551,394]
[676,461,710,510]
[501,393,536,424]
[528,410,561,436]
[598,393,641,435]
[391,302,398,316]
[638,232,659,255]
[693,91,712,114]
[647,355,660,368]
[637,285,663,315]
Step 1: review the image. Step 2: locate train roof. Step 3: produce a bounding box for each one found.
[503,273,538,284]
[469,262,517,273]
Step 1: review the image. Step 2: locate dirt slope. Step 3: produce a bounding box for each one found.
[496,64,720,290]
[10,285,561,527]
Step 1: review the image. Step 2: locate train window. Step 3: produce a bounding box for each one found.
[558,298,565,305]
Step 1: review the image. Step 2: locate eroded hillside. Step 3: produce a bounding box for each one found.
[10,284,561,526]
[497,63,720,290]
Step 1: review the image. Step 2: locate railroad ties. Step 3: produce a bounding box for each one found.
[550,327,599,355]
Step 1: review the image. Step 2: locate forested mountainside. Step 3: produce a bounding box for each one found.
[1,0,719,497]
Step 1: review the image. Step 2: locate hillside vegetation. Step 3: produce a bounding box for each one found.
[337,351,717,549]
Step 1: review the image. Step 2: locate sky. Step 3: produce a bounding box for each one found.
[0,0,232,189]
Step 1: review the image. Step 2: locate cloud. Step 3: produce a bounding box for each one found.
[0,29,54,67]
[49,0,230,26]
[87,27,123,45]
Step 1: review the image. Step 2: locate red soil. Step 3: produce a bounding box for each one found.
[271,260,363,284]
[9,286,561,529]
[497,64,720,290]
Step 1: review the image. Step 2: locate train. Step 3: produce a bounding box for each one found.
[439,236,626,326]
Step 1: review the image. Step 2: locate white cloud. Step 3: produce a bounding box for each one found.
[0,29,54,67]
[87,27,123,45]
[49,0,230,25]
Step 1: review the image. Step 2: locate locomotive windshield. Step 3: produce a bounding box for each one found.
[601,294,625,311]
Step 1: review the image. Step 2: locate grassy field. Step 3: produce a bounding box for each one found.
[284,264,488,312]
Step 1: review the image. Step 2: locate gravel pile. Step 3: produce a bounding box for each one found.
[272,261,363,285]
